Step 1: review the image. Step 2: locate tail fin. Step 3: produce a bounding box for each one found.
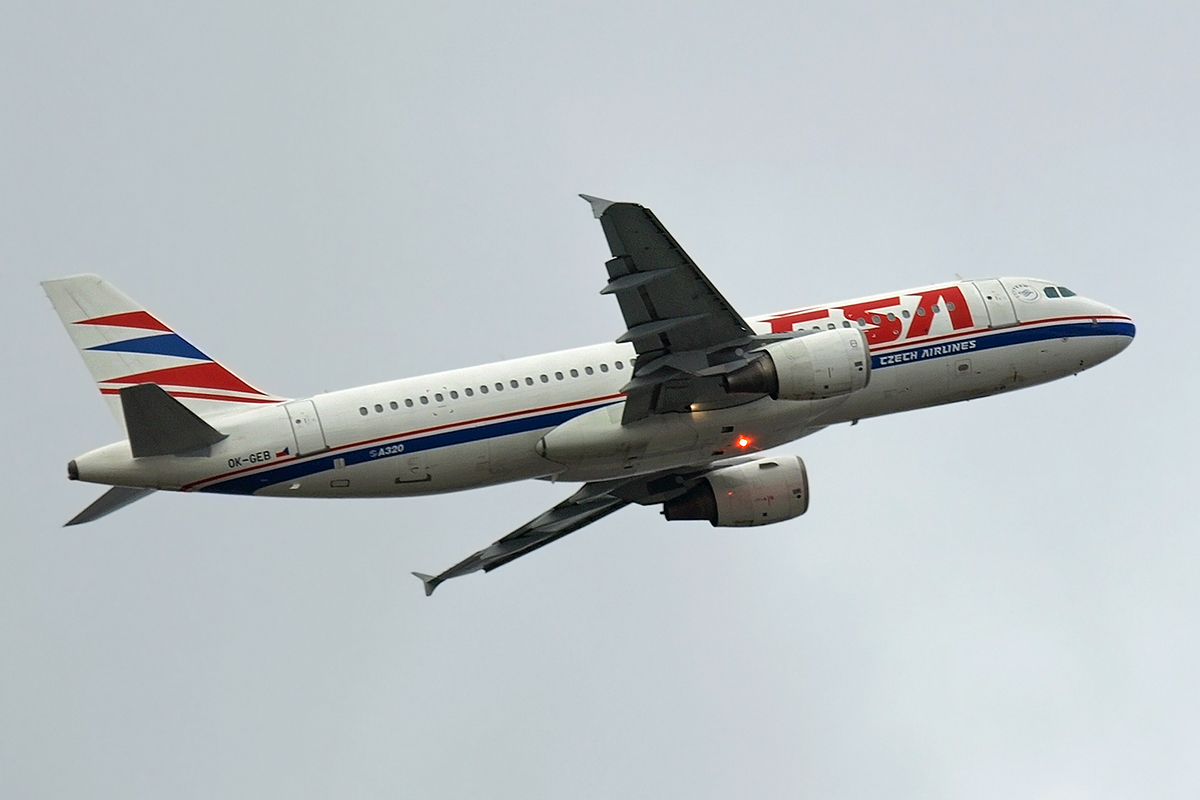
[42,274,283,427]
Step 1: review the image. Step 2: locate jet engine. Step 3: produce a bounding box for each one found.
[724,327,870,400]
[662,456,809,527]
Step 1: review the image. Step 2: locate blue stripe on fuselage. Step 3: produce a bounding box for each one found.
[199,321,1133,495]
[871,320,1135,370]
[198,400,618,495]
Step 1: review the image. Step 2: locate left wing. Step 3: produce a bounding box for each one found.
[412,487,628,596]
[412,464,728,595]
[580,196,771,422]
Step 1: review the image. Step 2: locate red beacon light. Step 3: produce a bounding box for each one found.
[735,435,752,449]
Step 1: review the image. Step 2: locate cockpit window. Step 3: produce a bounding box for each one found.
[1058,286,1076,297]
[1044,287,1060,298]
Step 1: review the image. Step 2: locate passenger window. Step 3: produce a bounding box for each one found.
[600,363,609,372]
[902,310,910,318]
[540,374,549,383]
[450,390,459,400]
[359,407,368,416]
[525,377,534,386]
[390,401,398,410]
[434,393,443,402]
[465,388,474,397]
[1045,287,1060,298]
[615,361,624,369]
[555,371,564,380]
[405,398,414,408]
[916,308,926,317]
[480,385,488,394]
[570,368,579,378]
[420,396,429,405]
[842,321,850,328]
[871,315,881,324]
[1058,286,1076,297]
[495,382,503,391]
[946,302,956,311]
[374,404,383,413]
[510,380,518,389]
[932,304,941,313]
[827,323,835,329]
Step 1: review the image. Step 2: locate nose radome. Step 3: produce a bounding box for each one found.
[1092,303,1136,361]
[1098,302,1135,339]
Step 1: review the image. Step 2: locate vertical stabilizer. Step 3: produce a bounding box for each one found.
[42,275,284,428]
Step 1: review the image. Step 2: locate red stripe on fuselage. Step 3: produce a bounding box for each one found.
[868,314,1133,353]
[181,392,626,492]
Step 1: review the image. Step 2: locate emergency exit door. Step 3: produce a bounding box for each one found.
[284,400,329,456]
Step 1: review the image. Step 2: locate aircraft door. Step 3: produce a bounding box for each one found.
[972,280,1018,329]
[284,400,329,456]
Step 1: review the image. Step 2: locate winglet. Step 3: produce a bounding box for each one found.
[412,572,440,597]
[579,194,617,219]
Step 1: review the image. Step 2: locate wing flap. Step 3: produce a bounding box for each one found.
[599,266,675,295]
[615,314,708,344]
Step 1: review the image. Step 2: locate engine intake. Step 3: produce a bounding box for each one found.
[663,456,809,527]
[725,327,870,400]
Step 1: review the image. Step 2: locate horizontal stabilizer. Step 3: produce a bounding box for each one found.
[65,486,156,526]
[121,383,228,457]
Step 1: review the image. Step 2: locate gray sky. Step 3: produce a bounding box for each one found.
[2,2,1197,797]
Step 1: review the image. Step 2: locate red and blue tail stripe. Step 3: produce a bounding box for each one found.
[71,310,279,406]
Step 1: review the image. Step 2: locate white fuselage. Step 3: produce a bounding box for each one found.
[71,277,1135,498]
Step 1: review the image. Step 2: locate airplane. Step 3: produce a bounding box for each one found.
[43,195,1135,595]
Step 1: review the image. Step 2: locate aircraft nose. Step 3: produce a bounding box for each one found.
[1111,319,1135,357]
[1091,301,1135,360]
[1101,302,1135,341]
[1119,316,1135,347]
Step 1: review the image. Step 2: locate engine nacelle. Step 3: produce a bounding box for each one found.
[725,327,870,400]
[662,456,809,527]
